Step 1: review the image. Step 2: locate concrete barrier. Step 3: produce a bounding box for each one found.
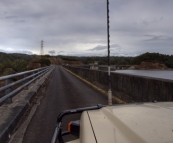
[64,66,173,102]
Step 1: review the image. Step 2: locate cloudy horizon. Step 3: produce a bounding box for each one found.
[0,0,173,57]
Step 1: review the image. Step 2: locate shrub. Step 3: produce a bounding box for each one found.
[39,58,51,67]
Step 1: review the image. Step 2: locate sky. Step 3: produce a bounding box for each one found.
[0,0,173,56]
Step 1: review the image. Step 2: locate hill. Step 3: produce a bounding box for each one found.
[0,52,36,64]
[27,56,83,69]
[56,56,133,65]
[131,52,173,69]
[1,52,173,76]
[134,62,168,70]
[0,52,36,75]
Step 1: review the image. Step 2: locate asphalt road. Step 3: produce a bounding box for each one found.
[22,66,117,143]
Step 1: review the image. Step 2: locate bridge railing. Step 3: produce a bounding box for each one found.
[0,66,54,106]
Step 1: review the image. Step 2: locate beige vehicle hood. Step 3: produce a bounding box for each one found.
[86,102,173,143]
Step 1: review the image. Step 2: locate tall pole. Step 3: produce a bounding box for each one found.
[107,0,112,106]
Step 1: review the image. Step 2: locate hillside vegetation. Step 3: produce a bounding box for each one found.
[0,52,36,75]
[0,53,51,76]
[0,52,36,64]
[57,55,133,65]
[131,52,173,68]
[1,52,173,76]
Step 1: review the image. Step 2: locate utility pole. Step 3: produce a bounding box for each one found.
[40,40,44,55]
[107,0,112,106]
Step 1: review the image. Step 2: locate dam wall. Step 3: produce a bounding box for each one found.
[64,66,173,102]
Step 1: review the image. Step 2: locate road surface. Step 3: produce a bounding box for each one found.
[17,66,117,143]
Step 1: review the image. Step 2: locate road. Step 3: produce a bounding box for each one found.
[17,66,117,143]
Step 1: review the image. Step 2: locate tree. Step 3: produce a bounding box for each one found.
[0,64,4,73]
[13,59,28,72]
[39,58,51,67]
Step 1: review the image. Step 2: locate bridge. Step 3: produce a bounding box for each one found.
[1,65,173,143]
[0,66,118,143]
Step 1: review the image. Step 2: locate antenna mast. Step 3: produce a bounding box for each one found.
[107,0,112,106]
[40,40,44,55]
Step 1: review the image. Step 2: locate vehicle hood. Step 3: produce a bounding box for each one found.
[87,102,173,143]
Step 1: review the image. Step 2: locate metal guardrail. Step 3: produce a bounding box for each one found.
[0,66,54,106]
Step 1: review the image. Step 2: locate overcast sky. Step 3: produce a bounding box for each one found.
[0,0,173,56]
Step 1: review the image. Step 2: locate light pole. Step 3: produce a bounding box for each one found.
[107,0,112,106]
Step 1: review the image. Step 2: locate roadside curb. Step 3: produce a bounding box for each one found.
[62,66,125,104]
[0,68,54,143]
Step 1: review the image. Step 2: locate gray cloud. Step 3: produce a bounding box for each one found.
[0,0,173,56]
[87,45,107,51]
[87,44,122,51]
[48,50,56,55]
[143,35,164,41]
[0,48,33,55]
[143,34,173,42]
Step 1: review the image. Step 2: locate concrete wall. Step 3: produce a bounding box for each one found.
[64,66,173,102]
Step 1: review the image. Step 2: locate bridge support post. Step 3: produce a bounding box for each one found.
[108,89,112,106]
[24,74,28,90]
[32,72,36,82]
[5,79,12,104]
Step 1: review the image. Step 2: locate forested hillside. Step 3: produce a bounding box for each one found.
[131,52,173,68]
[57,55,134,65]
[0,52,36,75]
[1,52,173,76]
[0,52,36,64]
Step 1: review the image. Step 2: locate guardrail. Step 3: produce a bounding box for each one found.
[0,66,54,106]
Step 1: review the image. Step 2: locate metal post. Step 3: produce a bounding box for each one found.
[32,71,35,82]
[107,0,112,106]
[24,74,28,90]
[5,79,12,104]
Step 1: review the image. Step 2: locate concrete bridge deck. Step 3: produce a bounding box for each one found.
[4,66,117,143]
